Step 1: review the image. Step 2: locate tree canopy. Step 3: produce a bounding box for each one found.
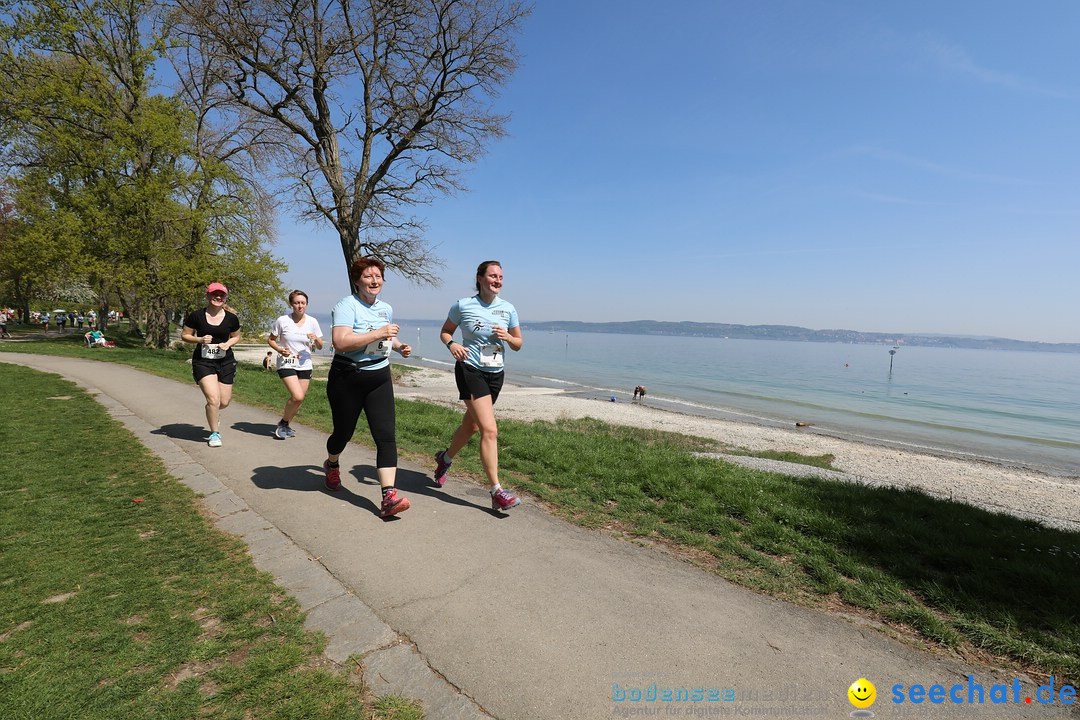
[0,0,285,344]
[167,0,530,284]
[1,0,528,339]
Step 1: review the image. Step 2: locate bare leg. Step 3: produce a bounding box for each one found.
[218,382,233,411]
[197,375,223,432]
[447,406,481,458]
[462,395,499,489]
[376,467,398,489]
[280,375,309,422]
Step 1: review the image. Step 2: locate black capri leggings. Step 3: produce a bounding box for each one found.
[325,364,397,468]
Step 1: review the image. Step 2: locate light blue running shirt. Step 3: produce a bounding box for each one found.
[331,294,395,370]
[448,295,519,373]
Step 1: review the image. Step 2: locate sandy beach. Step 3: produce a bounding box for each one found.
[234,346,1080,532]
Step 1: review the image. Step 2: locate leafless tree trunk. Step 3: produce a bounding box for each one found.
[166,0,529,284]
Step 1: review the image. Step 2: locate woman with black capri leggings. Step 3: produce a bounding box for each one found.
[322,256,412,518]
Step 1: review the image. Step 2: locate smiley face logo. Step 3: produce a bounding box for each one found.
[848,678,876,709]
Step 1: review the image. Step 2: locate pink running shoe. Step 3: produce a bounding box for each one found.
[323,460,341,492]
[434,449,452,487]
[380,488,411,517]
[490,488,521,511]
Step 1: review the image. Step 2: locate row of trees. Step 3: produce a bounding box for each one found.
[0,0,528,345]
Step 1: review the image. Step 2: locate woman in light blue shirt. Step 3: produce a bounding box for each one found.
[322,257,412,518]
[434,260,524,511]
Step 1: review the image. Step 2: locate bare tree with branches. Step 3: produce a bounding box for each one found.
[166,0,530,283]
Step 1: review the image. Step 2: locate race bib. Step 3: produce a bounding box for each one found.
[364,337,394,357]
[479,343,504,368]
[279,355,299,369]
[201,344,225,360]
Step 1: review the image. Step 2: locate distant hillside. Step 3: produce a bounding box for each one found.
[523,320,1080,353]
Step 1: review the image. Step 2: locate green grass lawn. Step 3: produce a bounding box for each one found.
[3,333,1079,685]
[0,362,423,720]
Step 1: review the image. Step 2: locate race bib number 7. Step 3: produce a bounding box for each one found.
[479,343,504,368]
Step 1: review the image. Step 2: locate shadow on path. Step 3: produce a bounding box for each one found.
[250,464,392,519]
[353,464,505,516]
[231,420,278,438]
[153,423,208,443]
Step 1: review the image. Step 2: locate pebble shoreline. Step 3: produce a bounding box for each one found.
[233,346,1080,532]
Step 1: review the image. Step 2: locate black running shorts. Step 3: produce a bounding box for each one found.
[455,362,504,404]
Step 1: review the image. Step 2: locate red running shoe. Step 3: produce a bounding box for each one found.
[323,460,341,491]
[491,488,521,511]
[380,488,411,517]
[434,449,452,487]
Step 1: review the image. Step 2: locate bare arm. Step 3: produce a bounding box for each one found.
[267,332,289,356]
[181,325,212,345]
[440,319,466,361]
[494,325,523,352]
[221,329,241,350]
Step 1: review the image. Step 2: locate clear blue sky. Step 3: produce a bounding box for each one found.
[275,0,1080,343]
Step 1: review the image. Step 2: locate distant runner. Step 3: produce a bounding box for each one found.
[181,282,241,447]
[267,290,324,439]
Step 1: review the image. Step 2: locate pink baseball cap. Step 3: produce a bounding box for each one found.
[206,282,229,295]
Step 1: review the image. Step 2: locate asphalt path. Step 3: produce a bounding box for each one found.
[2,353,1056,719]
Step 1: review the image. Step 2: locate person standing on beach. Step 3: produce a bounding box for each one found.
[181,282,241,447]
[267,290,324,439]
[322,257,412,518]
[434,260,524,512]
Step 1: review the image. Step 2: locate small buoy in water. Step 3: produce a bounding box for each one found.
[795,421,814,427]
[610,395,617,402]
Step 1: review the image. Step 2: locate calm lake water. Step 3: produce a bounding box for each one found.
[312,315,1080,477]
